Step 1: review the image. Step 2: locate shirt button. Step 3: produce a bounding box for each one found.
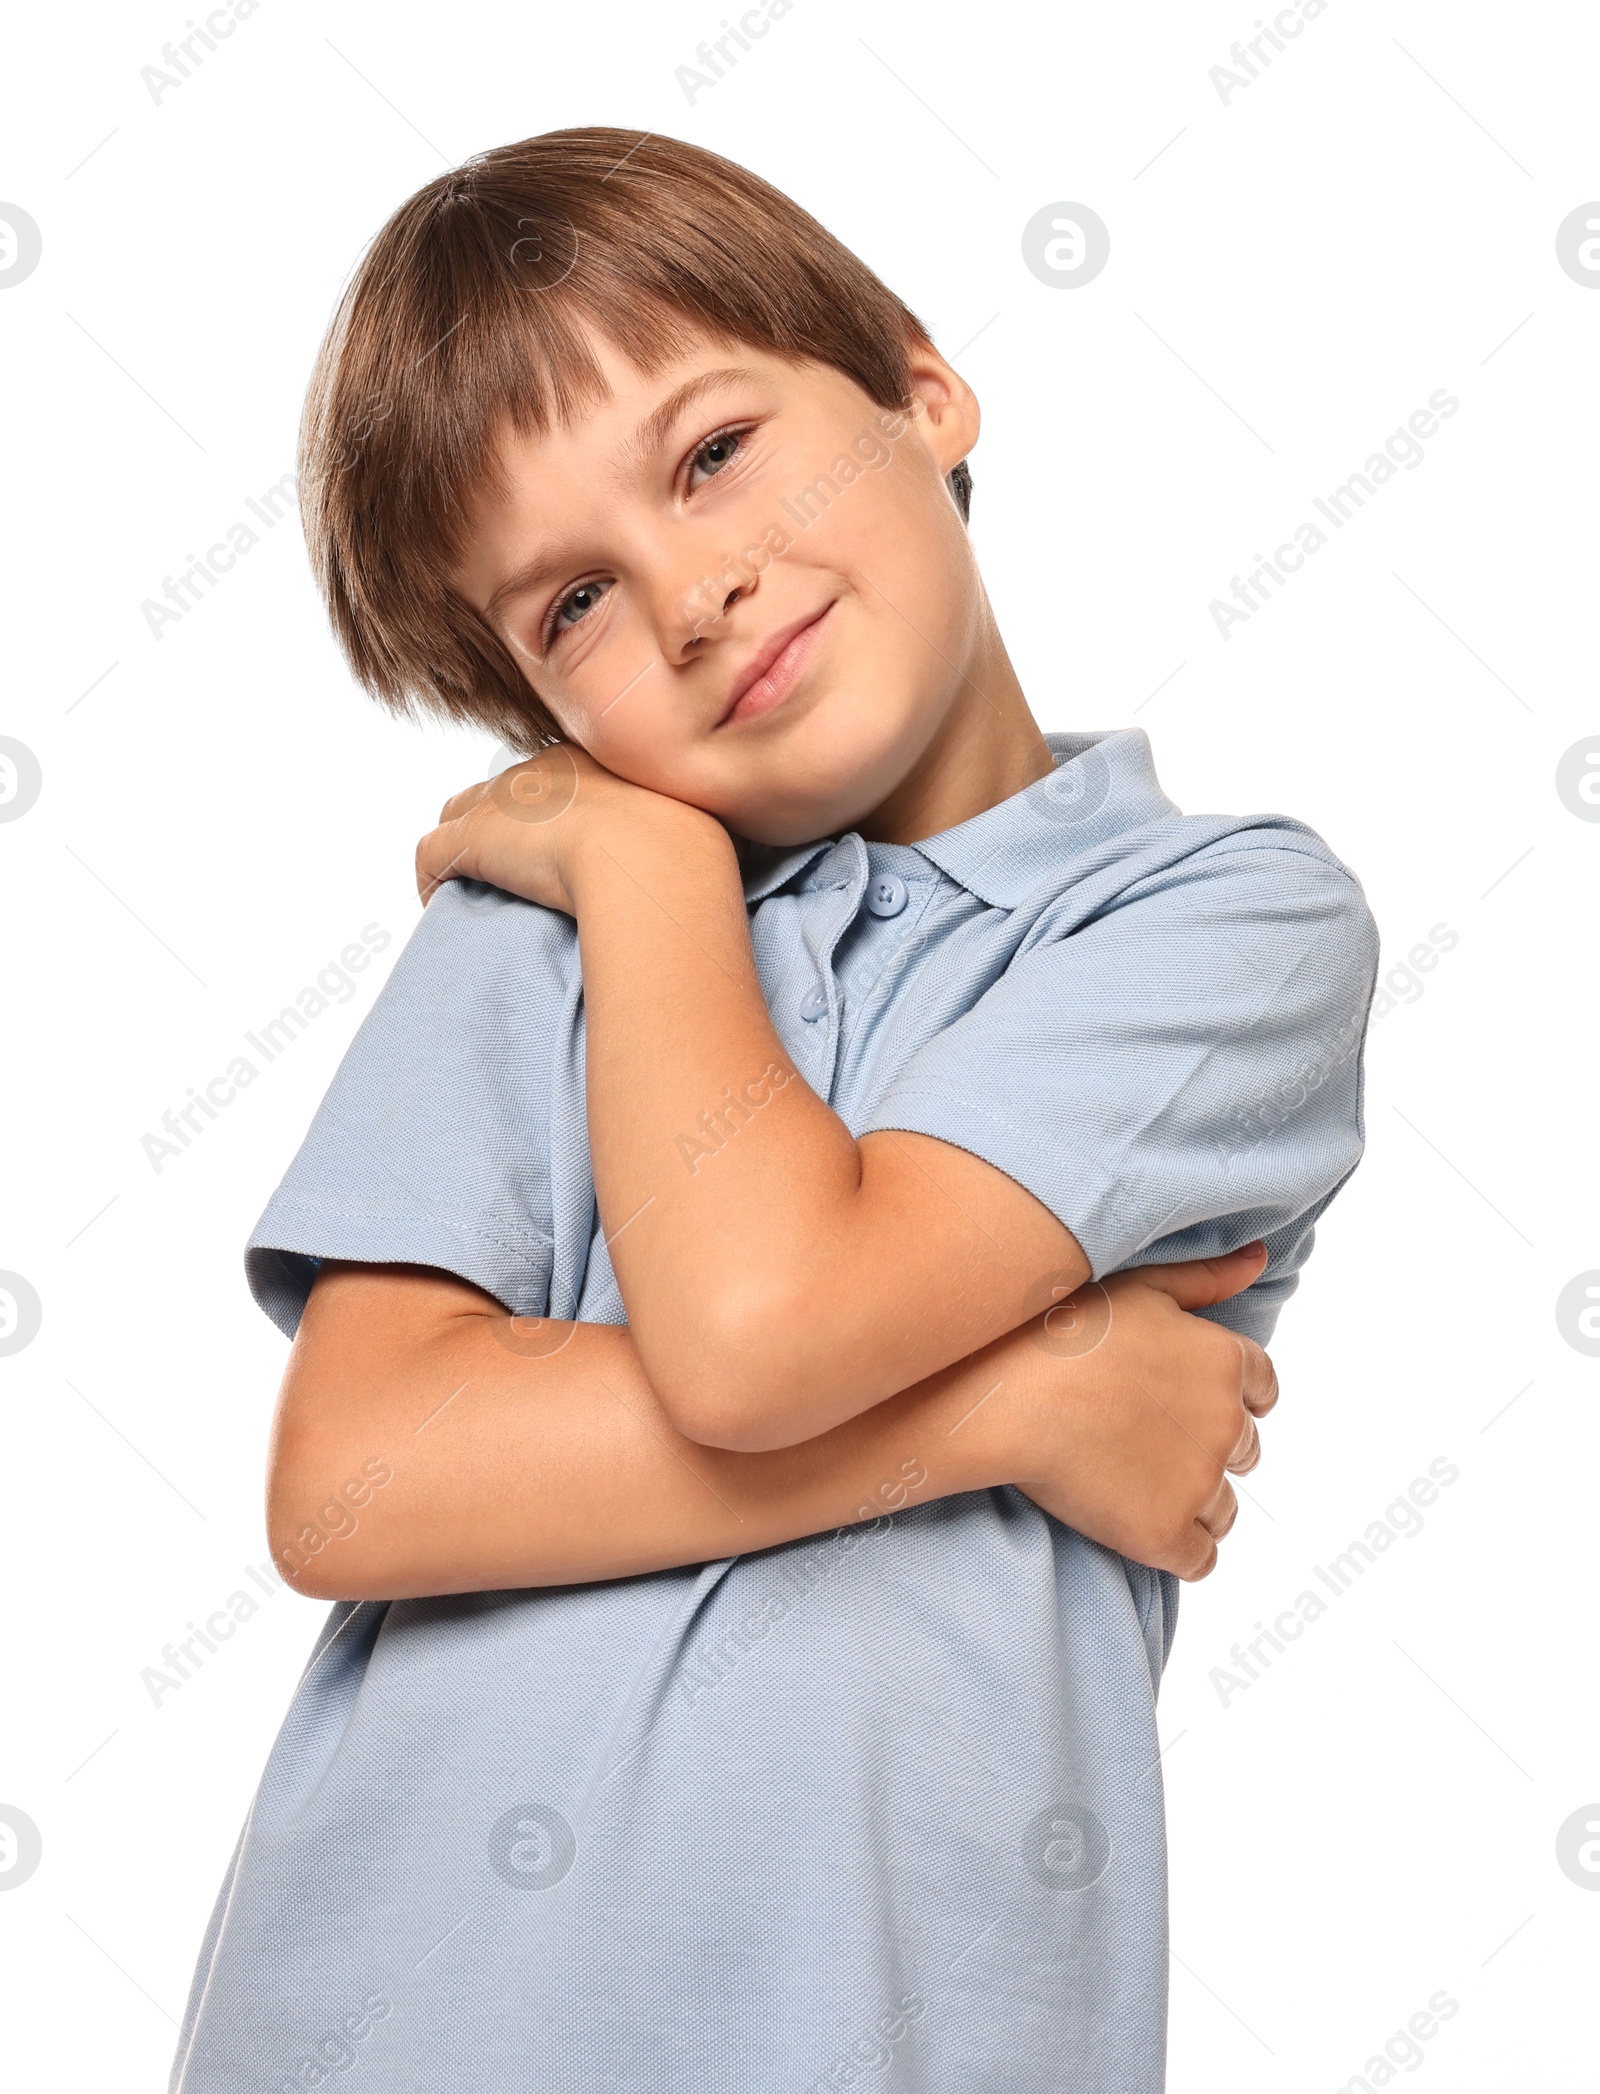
[865,873,908,919]
[800,983,829,1022]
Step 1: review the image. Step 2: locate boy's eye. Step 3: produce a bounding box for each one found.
[544,577,613,646]
[688,425,746,487]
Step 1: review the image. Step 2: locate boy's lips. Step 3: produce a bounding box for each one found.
[715,604,833,727]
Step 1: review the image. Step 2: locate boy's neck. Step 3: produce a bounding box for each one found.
[856,612,1057,847]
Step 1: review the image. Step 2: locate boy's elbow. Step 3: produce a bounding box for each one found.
[267,1449,398,1600]
[645,1281,832,1452]
[660,1394,811,1454]
[652,1373,811,1454]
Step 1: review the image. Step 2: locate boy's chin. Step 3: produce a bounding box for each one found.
[727,806,845,849]
[722,777,876,848]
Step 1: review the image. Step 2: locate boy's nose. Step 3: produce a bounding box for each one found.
[651,541,762,663]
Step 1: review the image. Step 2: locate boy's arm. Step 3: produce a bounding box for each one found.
[420,770,1092,1451]
[267,1249,1275,1601]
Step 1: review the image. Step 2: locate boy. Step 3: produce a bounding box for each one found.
[170,129,1376,2092]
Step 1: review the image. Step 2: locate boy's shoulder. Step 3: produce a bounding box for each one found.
[899,726,1373,942]
[1027,794,1376,956]
[334,879,583,1102]
[377,877,580,996]
[1130,803,1372,905]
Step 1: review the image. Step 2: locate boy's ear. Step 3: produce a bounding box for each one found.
[901,339,981,475]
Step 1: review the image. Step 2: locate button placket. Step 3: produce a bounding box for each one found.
[833,862,942,1068]
[787,836,869,1097]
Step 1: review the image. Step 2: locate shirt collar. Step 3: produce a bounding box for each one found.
[737,729,1178,909]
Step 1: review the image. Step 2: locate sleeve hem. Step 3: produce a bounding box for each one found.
[245,1205,555,1339]
[858,1085,1143,1282]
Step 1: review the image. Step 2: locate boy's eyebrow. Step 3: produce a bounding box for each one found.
[618,367,756,477]
[484,539,593,624]
[482,368,758,622]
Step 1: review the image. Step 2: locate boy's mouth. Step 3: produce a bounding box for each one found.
[715,604,834,728]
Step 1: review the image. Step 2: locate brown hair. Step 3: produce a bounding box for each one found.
[298,126,971,749]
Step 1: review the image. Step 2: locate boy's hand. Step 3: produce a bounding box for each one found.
[1003,1242,1279,1580]
[415,747,721,913]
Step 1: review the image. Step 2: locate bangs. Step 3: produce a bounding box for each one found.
[299,128,944,746]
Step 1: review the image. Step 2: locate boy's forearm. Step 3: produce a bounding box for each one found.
[571,808,859,1361]
[269,1284,1020,1602]
[570,813,1075,1447]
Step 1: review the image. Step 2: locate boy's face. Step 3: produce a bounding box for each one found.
[452,322,988,845]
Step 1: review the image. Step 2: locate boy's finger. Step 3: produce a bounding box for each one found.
[1117,1240,1269,1311]
[1225,1413,1262,1474]
[1239,1337,1280,1418]
[1196,1475,1239,1541]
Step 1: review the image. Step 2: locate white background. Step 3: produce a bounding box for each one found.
[1,0,1595,2087]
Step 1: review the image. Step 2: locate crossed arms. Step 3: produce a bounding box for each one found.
[266,766,1277,1600]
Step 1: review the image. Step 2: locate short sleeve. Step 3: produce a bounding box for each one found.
[858,842,1380,1346]
[244,879,584,1340]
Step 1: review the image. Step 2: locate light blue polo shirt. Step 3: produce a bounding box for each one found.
[170,728,1377,2094]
